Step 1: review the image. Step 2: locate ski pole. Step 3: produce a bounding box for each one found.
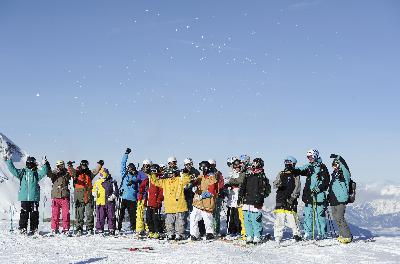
[10,206,14,232]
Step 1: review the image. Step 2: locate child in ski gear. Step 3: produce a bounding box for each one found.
[209,159,224,236]
[329,154,352,243]
[92,168,119,235]
[48,160,71,234]
[136,159,152,235]
[68,159,103,235]
[5,155,49,234]
[273,156,302,244]
[189,161,218,240]
[225,157,245,238]
[239,158,270,244]
[138,164,164,239]
[117,148,139,233]
[151,157,191,241]
[295,149,330,240]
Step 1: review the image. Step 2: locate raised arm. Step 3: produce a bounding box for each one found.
[91,161,104,179]
[6,159,23,180]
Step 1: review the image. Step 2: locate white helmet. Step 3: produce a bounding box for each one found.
[306,149,320,160]
[159,163,166,169]
[167,156,177,163]
[208,159,216,165]
[142,159,153,165]
[56,160,65,166]
[183,158,193,165]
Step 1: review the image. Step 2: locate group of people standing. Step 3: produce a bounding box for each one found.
[3,147,353,245]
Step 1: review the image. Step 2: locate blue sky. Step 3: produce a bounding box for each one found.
[1,0,399,183]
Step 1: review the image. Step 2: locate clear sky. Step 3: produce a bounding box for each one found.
[1,0,399,183]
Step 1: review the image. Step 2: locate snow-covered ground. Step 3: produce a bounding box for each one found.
[0,221,399,264]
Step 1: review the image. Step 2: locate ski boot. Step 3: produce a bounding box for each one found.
[19,228,27,235]
[293,235,303,242]
[206,233,215,240]
[167,234,176,241]
[87,229,95,236]
[75,230,82,237]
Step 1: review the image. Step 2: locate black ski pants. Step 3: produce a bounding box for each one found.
[19,201,39,232]
[117,199,137,231]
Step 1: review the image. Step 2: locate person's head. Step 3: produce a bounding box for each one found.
[127,163,137,175]
[80,160,89,169]
[284,156,297,169]
[306,149,319,163]
[167,156,178,169]
[199,161,211,175]
[26,156,37,170]
[252,158,264,169]
[159,163,166,174]
[227,156,238,167]
[332,160,340,171]
[232,159,242,172]
[56,160,65,170]
[208,159,216,169]
[151,164,161,174]
[183,158,193,170]
[142,159,153,173]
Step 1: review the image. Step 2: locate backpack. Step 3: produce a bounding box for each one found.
[347,179,356,204]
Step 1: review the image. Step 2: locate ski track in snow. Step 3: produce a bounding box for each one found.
[1,223,399,264]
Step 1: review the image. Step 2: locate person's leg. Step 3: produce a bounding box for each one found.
[146,207,155,234]
[51,199,61,231]
[190,207,201,238]
[316,205,327,238]
[61,198,70,232]
[75,200,84,231]
[30,202,40,232]
[165,214,175,238]
[251,211,263,242]
[176,212,186,238]
[117,199,127,231]
[238,207,246,239]
[19,201,29,231]
[286,212,301,237]
[107,203,116,231]
[332,205,352,240]
[136,200,145,233]
[213,197,222,235]
[303,204,313,239]
[243,210,253,241]
[86,201,95,231]
[200,209,214,235]
[96,206,105,232]
[273,212,285,241]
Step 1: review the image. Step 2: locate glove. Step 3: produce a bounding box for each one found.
[125,148,131,154]
[108,194,117,202]
[330,154,338,159]
[311,187,319,194]
[200,191,212,199]
[98,160,104,166]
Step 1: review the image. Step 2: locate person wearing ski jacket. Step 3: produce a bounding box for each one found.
[4,155,49,234]
[209,159,224,236]
[329,154,352,243]
[92,168,119,235]
[135,159,152,235]
[68,159,103,235]
[225,157,245,238]
[138,164,164,239]
[151,158,191,240]
[182,158,200,213]
[117,148,140,233]
[273,156,302,244]
[190,161,218,240]
[48,160,71,234]
[238,158,270,244]
[295,149,330,240]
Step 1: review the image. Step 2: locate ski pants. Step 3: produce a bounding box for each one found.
[190,206,214,238]
[238,207,246,238]
[117,199,137,231]
[165,212,186,237]
[96,202,116,231]
[227,207,241,235]
[19,201,39,232]
[273,211,301,239]
[51,198,70,232]
[331,204,351,239]
[75,199,94,231]
[243,210,263,240]
[303,203,327,239]
[146,207,161,233]
[213,197,223,235]
[136,200,146,232]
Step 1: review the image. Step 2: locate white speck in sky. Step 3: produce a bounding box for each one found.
[201,35,204,39]
[194,17,199,20]
[186,25,190,29]
[74,96,78,99]
[175,28,178,32]
[36,93,40,97]
[145,9,149,12]
[250,30,256,35]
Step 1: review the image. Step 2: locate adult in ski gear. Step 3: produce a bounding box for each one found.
[68,159,103,234]
[5,155,49,234]
[92,168,119,234]
[225,158,245,238]
[48,160,71,234]
[182,158,200,212]
[138,164,164,239]
[151,158,191,240]
[273,156,302,244]
[239,158,270,244]
[136,159,152,235]
[329,154,352,243]
[209,159,224,236]
[190,161,218,240]
[117,148,139,232]
[295,149,330,240]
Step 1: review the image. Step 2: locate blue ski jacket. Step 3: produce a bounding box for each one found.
[120,154,139,201]
[329,156,351,205]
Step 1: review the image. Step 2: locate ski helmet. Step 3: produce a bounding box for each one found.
[208,159,216,165]
[142,159,153,166]
[227,156,238,167]
[127,163,136,171]
[306,149,319,161]
[56,160,65,167]
[167,156,177,163]
[183,158,193,165]
[252,158,264,168]
[80,160,89,166]
[159,163,166,169]
[26,156,37,169]
[151,164,161,173]
[284,156,297,165]
[199,161,211,173]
